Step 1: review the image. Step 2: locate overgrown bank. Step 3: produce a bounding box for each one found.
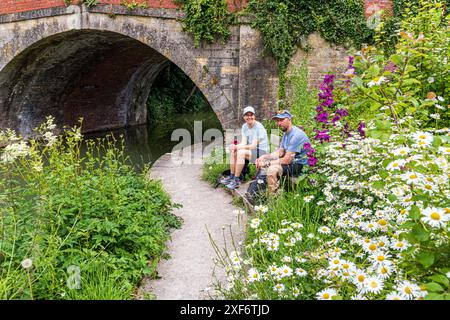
[203,0,450,300]
[0,118,181,299]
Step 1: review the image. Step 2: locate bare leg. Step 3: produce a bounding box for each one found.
[267,163,283,194]
[229,149,237,175]
[234,149,251,178]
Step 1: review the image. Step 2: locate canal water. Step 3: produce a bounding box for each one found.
[82,110,223,172]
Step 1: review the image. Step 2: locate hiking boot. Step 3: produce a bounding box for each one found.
[219,175,233,185]
[226,178,240,189]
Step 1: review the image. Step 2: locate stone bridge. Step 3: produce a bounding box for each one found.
[0,1,278,136]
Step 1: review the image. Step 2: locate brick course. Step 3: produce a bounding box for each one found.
[0,0,248,15]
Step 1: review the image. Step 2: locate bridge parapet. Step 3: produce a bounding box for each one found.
[0,0,247,15]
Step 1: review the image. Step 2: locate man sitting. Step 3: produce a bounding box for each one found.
[255,110,310,195]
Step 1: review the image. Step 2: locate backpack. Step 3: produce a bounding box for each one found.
[245,170,267,204]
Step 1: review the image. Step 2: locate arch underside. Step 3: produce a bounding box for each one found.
[0,12,239,137]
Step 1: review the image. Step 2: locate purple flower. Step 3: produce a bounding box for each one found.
[303,142,312,151]
[308,156,318,166]
[358,121,366,138]
[315,129,331,143]
[384,61,397,73]
[316,112,329,123]
[336,108,349,117]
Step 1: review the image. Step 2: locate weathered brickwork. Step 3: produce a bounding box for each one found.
[0,0,247,15]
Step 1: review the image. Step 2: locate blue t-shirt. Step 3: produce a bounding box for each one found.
[280,126,310,165]
[242,121,270,154]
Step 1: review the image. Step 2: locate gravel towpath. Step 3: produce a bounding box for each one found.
[138,144,246,300]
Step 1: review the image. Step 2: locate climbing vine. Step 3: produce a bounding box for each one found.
[246,0,374,97]
[176,0,235,47]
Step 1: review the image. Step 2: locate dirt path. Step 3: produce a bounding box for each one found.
[138,143,246,300]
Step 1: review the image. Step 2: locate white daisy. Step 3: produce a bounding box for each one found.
[386,159,406,171]
[316,288,337,300]
[367,76,387,87]
[363,276,384,294]
[396,281,421,300]
[392,147,411,157]
[421,207,449,228]
[247,268,261,283]
[318,226,331,235]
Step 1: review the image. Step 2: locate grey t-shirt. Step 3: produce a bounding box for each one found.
[280,126,310,165]
[242,121,270,155]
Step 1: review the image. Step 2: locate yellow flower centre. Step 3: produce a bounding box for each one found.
[444,208,449,214]
[425,185,432,190]
[358,275,365,282]
[378,241,385,247]
[333,260,340,265]
[409,174,417,179]
[253,274,258,278]
[430,212,441,220]
[357,211,363,216]
[323,293,330,299]
[370,281,378,288]
[426,177,434,182]
[364,239,371,243]
[405,287,412,294]
[373,77,380,82]
[396,242,404,247]
[369,244,377,251]
[400,150,406,154]
[377,255,385,262]
[343,264,349,269]
[393,163,399,167]
[419,141,426,145]
[378,219,387,226]
[381,267,388,274]
[419,135,427,139]
[400,209,407,215]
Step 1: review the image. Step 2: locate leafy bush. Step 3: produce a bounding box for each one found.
[0,118,181,299]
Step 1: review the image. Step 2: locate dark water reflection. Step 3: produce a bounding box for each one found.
[82,111,223,172]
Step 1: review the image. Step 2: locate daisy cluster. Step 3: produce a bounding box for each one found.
[308,126,449,299]
[220,125,449,300]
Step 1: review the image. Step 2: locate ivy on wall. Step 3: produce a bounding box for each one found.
[175,0,234,47]
[246,0,374,97]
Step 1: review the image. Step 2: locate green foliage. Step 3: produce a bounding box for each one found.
[285,62,318,137]
[377,0,450,56]
[0,118,181,299]
[346,0,450,130]
[120,0,148,10]
[247,0,374,97]
[177,0,234,47]
[147,63,210,123]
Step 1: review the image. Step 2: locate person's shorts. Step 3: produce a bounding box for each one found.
[281,163,303,176]
[250,149,268,163]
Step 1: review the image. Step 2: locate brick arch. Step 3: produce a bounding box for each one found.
[0,5,236,136]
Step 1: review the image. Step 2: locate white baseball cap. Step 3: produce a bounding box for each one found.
[242,106,255,116]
